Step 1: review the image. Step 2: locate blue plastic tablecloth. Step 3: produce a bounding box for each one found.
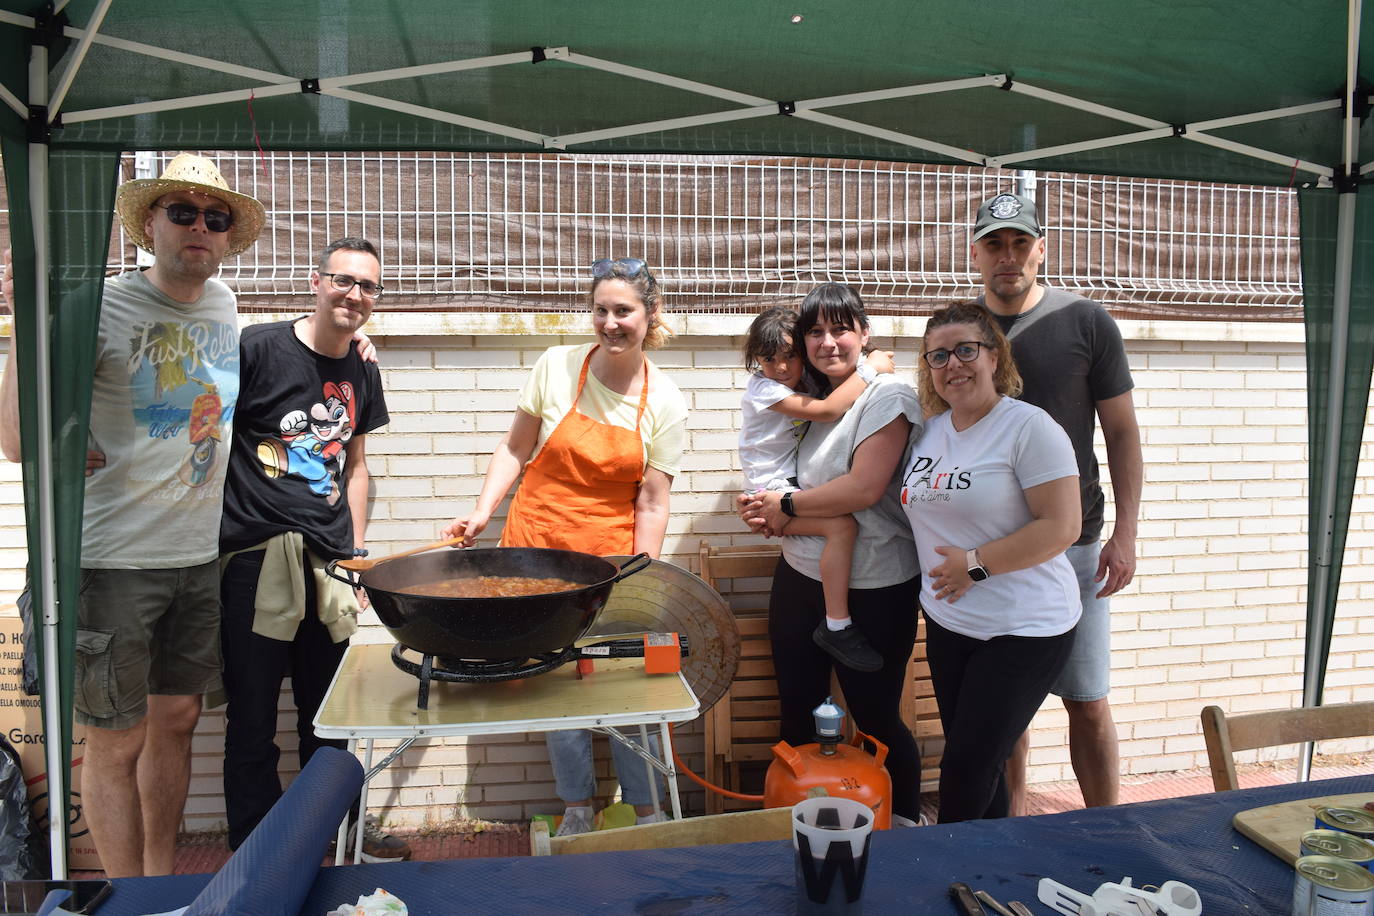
[101,774,1372,915]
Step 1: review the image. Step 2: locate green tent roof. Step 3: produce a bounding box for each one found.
[1,0,1368,186]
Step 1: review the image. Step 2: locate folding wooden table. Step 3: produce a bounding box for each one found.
[314,642,700,863]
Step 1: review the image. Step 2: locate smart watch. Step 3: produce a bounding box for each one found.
[781,491,797,517]
[966,548,990,582]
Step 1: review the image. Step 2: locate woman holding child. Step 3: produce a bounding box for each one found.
[739,283,926,824]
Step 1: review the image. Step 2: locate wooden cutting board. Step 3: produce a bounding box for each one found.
[1232,792,1374,864]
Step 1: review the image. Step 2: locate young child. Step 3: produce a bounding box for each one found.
[739,305,894,672]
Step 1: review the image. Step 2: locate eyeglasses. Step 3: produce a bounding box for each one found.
[922,341,990,369]
[319,272,385,299]
[591,258,647,279]
[155,202,234,233]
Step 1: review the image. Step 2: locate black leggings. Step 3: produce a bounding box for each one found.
[768,558,922,820]
[923,611,1076,823]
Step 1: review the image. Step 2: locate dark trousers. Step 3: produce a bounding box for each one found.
[768,558,923,820]
[923,611,1076,823]
[220,551,349,849]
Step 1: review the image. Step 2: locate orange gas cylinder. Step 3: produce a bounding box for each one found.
[763,697,893,829]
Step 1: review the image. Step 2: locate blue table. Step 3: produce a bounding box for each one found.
[101,775,1371,915]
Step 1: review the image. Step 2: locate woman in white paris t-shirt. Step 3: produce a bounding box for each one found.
[903,301,1081,823]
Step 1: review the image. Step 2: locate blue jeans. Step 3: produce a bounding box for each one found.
[547,728,663,807]
[1049,543,1111,702]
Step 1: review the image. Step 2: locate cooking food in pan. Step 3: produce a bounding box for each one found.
[392,576,585,599]
[327,547,651,661]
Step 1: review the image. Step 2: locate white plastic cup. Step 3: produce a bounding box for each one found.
[792,796,875,914]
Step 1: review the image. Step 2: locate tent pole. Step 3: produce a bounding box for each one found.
[27,35,66,878]
[1301,186,1354,783]
[1300,0,1362,783]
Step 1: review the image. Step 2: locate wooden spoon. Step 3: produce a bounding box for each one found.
[335,536,465,572]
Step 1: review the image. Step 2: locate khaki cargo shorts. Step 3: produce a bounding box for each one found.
[74,561,222,729]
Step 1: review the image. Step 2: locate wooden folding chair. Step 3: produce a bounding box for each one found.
[1200,701,1374,792]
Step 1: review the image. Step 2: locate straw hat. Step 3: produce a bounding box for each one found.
[114,153,266,258]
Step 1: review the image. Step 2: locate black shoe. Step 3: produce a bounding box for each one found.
[327,815,413,863]
[812,623,883,672]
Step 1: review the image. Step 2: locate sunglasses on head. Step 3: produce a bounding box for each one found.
[155,202,234,233]
[591,258,647,279]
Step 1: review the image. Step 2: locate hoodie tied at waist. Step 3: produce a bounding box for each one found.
[221,531,359,643]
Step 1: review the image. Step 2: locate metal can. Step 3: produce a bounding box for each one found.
[1316,807,1374,840]
[1293,856,1374,915]
[1303,830,1374,872]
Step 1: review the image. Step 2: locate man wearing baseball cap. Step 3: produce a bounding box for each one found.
[968,192,1142,815]
[1,153,263,876]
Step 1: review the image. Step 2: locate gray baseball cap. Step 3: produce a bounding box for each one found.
[972,193,1042,240]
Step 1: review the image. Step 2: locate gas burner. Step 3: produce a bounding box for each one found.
[389,635,690,709]
[391,644,578,708]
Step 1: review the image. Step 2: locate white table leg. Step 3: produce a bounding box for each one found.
[640,723,661,816]
[334,737,357,866]
[353,737,375,864]
[659,722,682,820]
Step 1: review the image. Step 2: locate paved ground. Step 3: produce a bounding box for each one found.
[75,758,1370,877]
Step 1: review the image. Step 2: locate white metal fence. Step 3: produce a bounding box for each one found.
[108,151,1303,320]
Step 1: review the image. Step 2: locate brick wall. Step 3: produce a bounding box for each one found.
[2,313,1371,832]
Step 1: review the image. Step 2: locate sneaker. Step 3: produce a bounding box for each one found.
[346,814,412,863]
[812,622,883,672]
[556,806,594,837]
[635,811,669,826]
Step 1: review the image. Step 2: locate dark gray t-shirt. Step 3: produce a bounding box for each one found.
[981,286,1134,545]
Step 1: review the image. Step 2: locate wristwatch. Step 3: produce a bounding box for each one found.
[781,491,797,517]
[966,548,990,582]
[856,362,878,384]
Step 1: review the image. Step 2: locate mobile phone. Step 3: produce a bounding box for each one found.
[0,880,113,914]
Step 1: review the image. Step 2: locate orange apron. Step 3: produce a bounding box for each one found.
[502,347,649,555]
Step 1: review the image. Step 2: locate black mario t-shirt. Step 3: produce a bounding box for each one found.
[220,320,388,559]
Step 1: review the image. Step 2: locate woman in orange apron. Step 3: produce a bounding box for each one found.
[442,258,687,837]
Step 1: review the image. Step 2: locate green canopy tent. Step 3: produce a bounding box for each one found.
[0,0,1370,875]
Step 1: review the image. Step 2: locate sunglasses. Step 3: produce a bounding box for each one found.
[922,341,990,369]
[155,202,234,233]
[591,258,647,279]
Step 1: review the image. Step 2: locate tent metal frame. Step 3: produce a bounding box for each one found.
[0,0,1366,878]
[0,3,1358,179]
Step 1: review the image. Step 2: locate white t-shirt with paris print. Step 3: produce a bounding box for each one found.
[901,396,1080,640]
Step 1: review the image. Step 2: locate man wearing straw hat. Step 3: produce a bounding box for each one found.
[1,153,263,876]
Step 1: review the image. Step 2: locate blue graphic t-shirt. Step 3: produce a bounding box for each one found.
[82,269,239,568]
